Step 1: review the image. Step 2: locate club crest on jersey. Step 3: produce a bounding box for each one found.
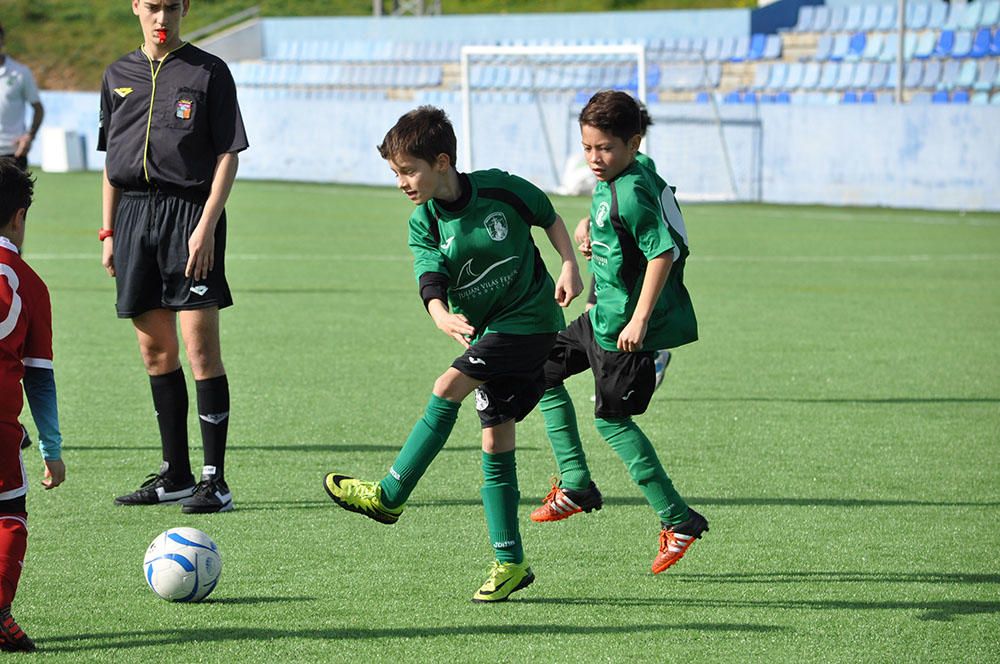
[175,98,193,120]
[594,202,610,229]
[483,212,508,241]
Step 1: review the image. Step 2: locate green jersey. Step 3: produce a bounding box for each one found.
[408,170,565,342]
[588,160,697,352]
[635,151,656,174]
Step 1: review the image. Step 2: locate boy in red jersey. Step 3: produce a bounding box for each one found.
[0,158,65,652]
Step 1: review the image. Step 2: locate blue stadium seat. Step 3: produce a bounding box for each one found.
[815,34,834,61]
[695,91,711,104]
[944,2,966,30]
[861,32,883,60]
[844,5,864,32]
[921,59,943,88]
[748,33,766,60]
[882,62,898,90]
[935,30,957,57]
[722,90,742,104]
[784,62,804,89]
[793,6,815,32]
[811,5,831,32]
[961,2,984,30]
[801,62,822,89]
[951,31,973,58]
[841,90,858,104]
[846,33,866,60]
[858,3,879,32]
[829,34,851,62]
[903,31,919,60]
[768,62,789,89]
[957,60,978,88]
[970,28,992,57]
[775,91,791,103]
[927,2,949,29]
[974,58,997,90]
[982,1,1000,28]
[876,4,897,31]
[828,6,848,33]
[852,61,873,88]
[731,36,751,62]
[879,32,899,62]
[904,60,924,88]
[939,59,961,89]
[869,62,889,89]
[907,2,930,30]
[913,31,935,59]
[718,36,737,61]
[931,89,950,103]
[741,91,758,104]
[994,29,1000,56]
[835,62,856,90]
[818,62,840,90]
[860,90,876,104]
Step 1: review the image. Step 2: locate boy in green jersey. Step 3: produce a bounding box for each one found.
[324,106,582,602]
[531,91,708,575]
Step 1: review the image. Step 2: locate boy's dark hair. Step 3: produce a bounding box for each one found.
[378,105,457,168]
[579,90,643,144]
[638,100,653,137]
[0,158,34,229]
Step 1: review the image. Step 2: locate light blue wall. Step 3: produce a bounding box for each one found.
[33,90,1000,211]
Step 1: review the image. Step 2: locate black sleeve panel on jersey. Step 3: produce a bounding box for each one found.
[418,271,449,310]
[208,61,249,155]
[478,188,534,225]
[97,72,112,152]
[609,181,645,294]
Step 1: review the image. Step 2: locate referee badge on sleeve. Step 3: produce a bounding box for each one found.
[176,98,193,120]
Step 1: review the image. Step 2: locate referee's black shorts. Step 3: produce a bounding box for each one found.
[544,313,656,419]
[452,332,558,429]
[113,189,233,318]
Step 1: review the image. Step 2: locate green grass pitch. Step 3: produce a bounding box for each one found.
[13,171,1000,662]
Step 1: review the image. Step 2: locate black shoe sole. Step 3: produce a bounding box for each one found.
[471,572,536,603]
[181,500,234,514]
[322,476,398,525]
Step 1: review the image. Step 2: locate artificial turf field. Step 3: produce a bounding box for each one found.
[12,171,1000,662]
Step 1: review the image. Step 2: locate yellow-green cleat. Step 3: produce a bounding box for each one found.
[472,561,535,603]
[323,473,404,524]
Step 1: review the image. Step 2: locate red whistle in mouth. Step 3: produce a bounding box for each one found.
[155,29,167,44]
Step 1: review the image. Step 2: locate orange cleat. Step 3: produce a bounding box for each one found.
[529,480,603,522]
[652,508,709,574]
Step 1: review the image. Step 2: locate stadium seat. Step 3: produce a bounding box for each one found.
[952,89,971,103]
[903,32,919,60]
[748,33,766,60]
[841,90,858,104]
[767,62,789,90]
[707,62,723,87]
[751,63,771,90]
[921,59,943,88]
[962,2,985,30]
[718,36,737,61]
[876,4,897,31]
[927,2,949,29]
[974,58,998,90]
[879,32,899,62]
[910,91,933,103]
[722,90,742,104]
[970,28,992,57]
[830,34,851,61]
[784,62,804,89]
[828,6,848,32]
[835,62,856,90]
[939,59,961,89]
[862,32,884,60]
[815,34,835,61]
[907,2,930,30]
[993,30,1000,56]
[970,91,990,104]
[811,5,832,32]
[955,58,977,87]
[801,62,822,89]
[860,90,877,103]
[869,62,889,89]
[775,91,791,103]
[883,62,899,90]
[741,91,758,104]
[904,60,924,88]
[793,6,815,32]
[951,31,973,58]
[935,30,957,57]
[852,61,873,88]
[982,1,1000,28]
[763,35,782,59]
[914,31,937,59]
[731,36,751,62]
[703,37,722,61]
[844,5,864,32]
[992,92,1000,104]
[931,89,950,103]
[818,62,840,90]
[860,5,880,31]
[846,32,866,60]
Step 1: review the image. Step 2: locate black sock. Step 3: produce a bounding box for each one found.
[196,374,230,482]
[149,368,191,481]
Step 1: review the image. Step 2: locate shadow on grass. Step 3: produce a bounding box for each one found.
[202,596,316,605]
[675,572,1000,585]
[520,597,999,622]
[670,397,1000,405]
[400,495,1000,508]
[38,622,784,652]
[72,444,534,453]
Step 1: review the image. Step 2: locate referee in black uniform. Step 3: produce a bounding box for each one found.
[99,0,248,513]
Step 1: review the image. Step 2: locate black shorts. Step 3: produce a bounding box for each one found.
[544,313,656,419]
[452,332,558,428]
[114,190,233,318]
[1,155,28,171]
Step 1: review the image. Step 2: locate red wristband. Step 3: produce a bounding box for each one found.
[99,229,114,241]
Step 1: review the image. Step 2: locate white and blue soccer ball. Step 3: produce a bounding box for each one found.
[143,527,222,602]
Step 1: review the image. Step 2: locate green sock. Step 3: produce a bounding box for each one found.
[480,450,524,564]
[539,385,591,490]
[594,417,690,525]
[379,394,460,508]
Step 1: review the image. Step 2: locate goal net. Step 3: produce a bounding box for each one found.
[459,43,762,203]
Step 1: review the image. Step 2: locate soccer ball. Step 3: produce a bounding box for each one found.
[143,527,222,602]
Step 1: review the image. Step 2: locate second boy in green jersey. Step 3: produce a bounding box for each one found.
[324,106,582,602]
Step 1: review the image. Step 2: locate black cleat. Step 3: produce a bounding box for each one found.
[114,467,195,506]
[181,476,233,514]
[19,426,31,450]
[0,606,36,653]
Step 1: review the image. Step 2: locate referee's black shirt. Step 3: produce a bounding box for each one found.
[98,43,249,194]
